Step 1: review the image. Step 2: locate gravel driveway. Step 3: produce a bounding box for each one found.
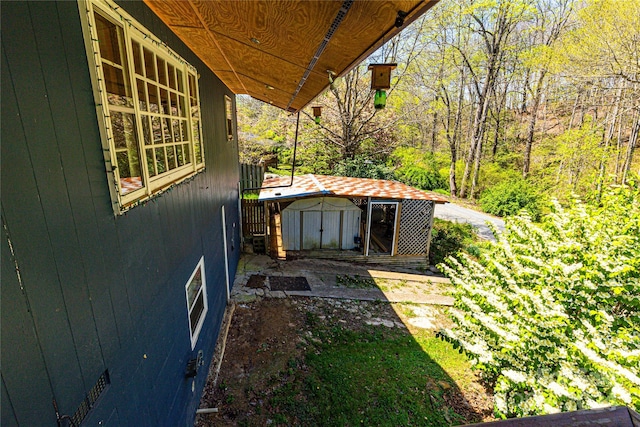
[434,202,505,241]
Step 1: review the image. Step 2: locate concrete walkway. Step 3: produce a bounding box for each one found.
[231,254,454,306]
[434,202,505,241]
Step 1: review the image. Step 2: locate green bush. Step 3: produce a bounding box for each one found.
[333,155,395,180]
[480,179,543,220]
[429,219,478,266]
[395,166,448,191]
[440,183,640,417]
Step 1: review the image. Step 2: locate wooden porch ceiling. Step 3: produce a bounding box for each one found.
[144,0,438,112]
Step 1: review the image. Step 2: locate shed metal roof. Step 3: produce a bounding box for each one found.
[258,174,448,203]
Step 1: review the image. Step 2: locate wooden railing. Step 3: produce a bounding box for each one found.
[241,199,265,237]
[239,163,264,195]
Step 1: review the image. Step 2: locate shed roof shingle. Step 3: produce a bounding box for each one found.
[258,174,448,203]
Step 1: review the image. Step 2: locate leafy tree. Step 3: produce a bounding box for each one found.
[440,181,640,418]
[564,0,640,85]
[395,166,447,191]
[479,179,543,220]
[332,155,394,180]
[391,147,448,190]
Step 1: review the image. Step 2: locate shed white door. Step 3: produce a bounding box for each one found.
[302,211,322,249]
[281,197,361,251]
[321,211,341,249]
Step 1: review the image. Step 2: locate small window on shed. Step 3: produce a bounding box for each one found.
[185,257,208,349]
[225,95,234,141]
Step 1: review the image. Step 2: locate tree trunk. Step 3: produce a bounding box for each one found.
[470,128,486,199]
[523,71,547,178]
[460,80,492,198]
[431,103,439,154]
[596,82,623,200]
[622,114,640,185]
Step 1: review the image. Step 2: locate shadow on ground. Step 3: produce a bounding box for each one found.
[195,256,494,426]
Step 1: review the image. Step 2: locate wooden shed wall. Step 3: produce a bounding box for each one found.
[1,1,240,425]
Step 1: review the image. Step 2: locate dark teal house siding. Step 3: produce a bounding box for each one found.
[1,1,241,425]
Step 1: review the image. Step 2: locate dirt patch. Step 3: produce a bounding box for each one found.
[245,274,267,289]
[268,276,311,291]
[195,297,493,426]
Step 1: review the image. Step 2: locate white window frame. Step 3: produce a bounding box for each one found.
[79,0,205,215]
[185,256,208,349]
[225,95,234,142]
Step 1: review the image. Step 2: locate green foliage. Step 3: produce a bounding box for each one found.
[335,274,377,289]
[480,179,544,220]
[270,317,475,426]
[429,219,479,266]
[333,155,395,180]
[392,147,448,190]
[395,166,448,191]
[440,182,640,418]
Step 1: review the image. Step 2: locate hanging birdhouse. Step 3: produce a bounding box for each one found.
[312,106,322,125]
[368,63,397,90]
[368,63,396,109]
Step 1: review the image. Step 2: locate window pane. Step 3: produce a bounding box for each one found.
[147,83,159,113]
[183,143,191,164]
[152,116,162,144]
[94,13,122,65]
[136,79,147,111]
[176,144,184,167]
[190,101,199,119]
[170,92,178,116]
[163,118,172,143]
[167,146,177,170]
[189,291,205,333]
[143,47,156,81]
[172,119,181,142]
[188,74,196,98]
[111,112,143,195]
[141,115,151,145]
[178,95,186,118]
[103,63,132,107]
[177,69,184,93]
[110,111,128,148]
[180,120,188,141]
[168,64,177,90]
[155,147,166,174]
[146,148,156,177]
[157,58,167,86]
[132,40,143,75]
[187,269,203,308]
[160,88,169,115]
[226,96,234,141]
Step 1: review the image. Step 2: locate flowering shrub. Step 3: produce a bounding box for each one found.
[439,183,640,418]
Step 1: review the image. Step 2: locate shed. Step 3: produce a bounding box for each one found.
[281,197,361,250]
[259,174,448,258]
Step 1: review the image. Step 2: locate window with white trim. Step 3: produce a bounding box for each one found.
[225,95,234,142]
[185,257,208,349]
[81,0,204,212]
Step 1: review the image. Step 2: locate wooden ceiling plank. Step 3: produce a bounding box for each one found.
[145,0,202,28]
[190,0,339,69]
[186,0,249,95]
[144,0,440,112]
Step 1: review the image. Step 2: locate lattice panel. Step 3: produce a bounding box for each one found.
[397,200,434,255]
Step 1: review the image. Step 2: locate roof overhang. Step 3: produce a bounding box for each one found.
[144,0,439,112]
[258,174,449,203]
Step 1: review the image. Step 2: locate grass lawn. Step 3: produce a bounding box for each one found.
[197,298,492,427]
